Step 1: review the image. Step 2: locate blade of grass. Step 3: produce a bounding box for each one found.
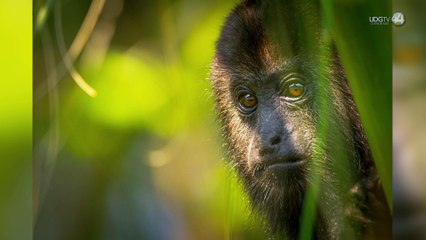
[322,0,393,208]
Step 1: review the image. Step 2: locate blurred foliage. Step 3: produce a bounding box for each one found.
[393,0,426,239]
[322,0,392,208]
[298,1,393,238]
[0,1,32,240]
[33,0,269,239]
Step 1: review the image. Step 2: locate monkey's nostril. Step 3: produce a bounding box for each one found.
[270,135,281,146]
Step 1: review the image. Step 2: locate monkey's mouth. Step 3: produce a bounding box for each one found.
[254,157,307,176]
[267,160,307,171]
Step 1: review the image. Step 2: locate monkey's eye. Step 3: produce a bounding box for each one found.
[282,82,305,100]
[237,92,258,114]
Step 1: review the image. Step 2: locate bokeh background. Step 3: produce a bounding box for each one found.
[33,0,268,239]
[393,0,426,239]
[0,1,32,240]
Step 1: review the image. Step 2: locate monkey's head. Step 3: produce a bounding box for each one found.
[211,0,373,237]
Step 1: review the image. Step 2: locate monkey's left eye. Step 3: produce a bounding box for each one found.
[238,92,258,114]
[282,81,305,100]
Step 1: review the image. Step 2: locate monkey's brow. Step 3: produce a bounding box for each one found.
[230,74,269,88]
[229,72,260,85]
[228,58,315,86]
[230,71,296,87]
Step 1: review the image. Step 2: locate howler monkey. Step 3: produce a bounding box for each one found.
[210,0,391,239]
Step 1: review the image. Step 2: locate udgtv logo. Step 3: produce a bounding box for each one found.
[369,12,405,26]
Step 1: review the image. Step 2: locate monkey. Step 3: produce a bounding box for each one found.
[210,0,391,239]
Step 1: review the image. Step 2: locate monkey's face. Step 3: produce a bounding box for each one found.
[232,66,318,177]
[213,56,321,204]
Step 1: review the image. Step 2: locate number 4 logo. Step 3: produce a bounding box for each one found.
[392,12,406,26]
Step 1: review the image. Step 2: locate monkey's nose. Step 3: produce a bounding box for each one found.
[270,135,281,145]
[259,134,282,156]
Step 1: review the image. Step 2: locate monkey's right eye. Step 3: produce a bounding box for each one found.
[238,92,258,114]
